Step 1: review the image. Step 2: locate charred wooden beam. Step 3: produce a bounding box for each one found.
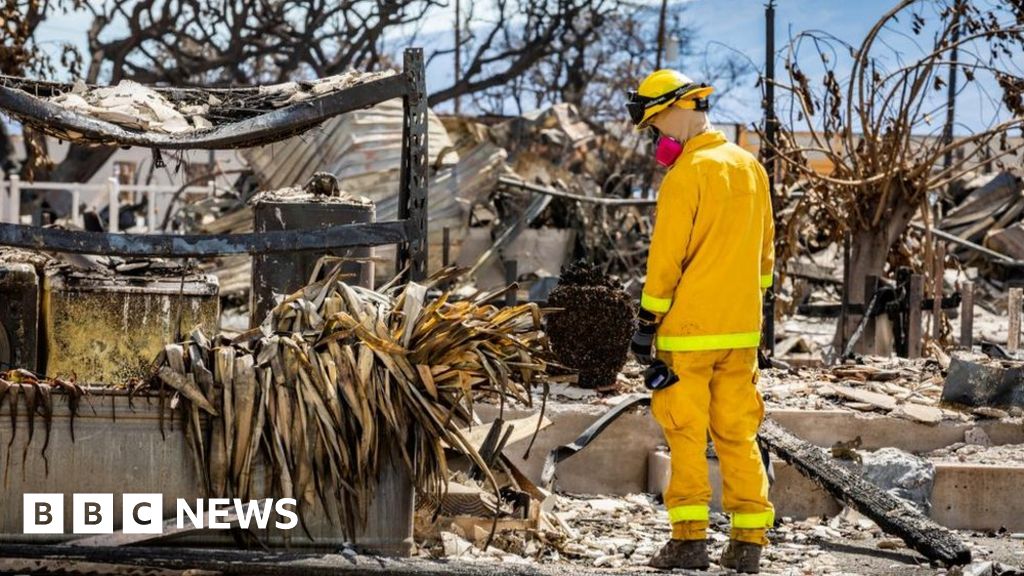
[759,419,972,566]
[397,48,429,282]
[0,221,409,257]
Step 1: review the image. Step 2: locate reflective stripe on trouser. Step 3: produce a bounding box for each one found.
[650,348,773,542]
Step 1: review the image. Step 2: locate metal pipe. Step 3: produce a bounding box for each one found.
[146,187,157,232]
[762,0,777,356]
[107,177,119,233]
[498,177,656,206]
[0,220,410,257]
[71,188,81,228]
[911,222,1017,263]
[8,174,20,225]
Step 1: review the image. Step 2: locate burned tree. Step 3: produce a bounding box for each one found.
[13,0,444,182]
[0,0,84,174]
[767,0,1024,342]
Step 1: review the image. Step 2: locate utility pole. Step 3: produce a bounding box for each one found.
[454,0,462,114]
[655,0,668,69]
[762,0,777,356]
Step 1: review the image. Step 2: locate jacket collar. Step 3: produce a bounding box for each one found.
[681,130,727,157]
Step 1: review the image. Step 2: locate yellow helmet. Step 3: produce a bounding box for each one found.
[627,69,714,129]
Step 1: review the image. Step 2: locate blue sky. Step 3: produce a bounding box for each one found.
[21,0,1016,135]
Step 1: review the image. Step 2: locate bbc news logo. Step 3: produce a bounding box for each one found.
[24,494,298,534]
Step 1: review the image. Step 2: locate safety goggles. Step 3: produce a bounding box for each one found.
[626,83,710,127]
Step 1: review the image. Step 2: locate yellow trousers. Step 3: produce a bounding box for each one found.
[651,348,774,545]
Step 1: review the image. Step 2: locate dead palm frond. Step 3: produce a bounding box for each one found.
[153,267,554,539]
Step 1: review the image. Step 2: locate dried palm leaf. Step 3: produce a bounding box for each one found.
[151,267,554,541]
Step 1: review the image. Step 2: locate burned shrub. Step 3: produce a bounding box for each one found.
[545,262,635,389]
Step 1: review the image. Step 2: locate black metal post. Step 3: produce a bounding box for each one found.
[399,48,429,282]
[839,232,850,355]
[505,260,518,307]
[442,226,451,267]
[761,0,777,356]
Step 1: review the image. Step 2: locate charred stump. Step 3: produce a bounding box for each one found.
[545,262,634,389]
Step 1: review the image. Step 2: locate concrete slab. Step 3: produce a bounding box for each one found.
[478,402,1024,530]
[931,464,1024,531]
[769,409,1024,452]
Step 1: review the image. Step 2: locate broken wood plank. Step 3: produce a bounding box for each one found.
[458,413,552,453]
[933,245,944,341]
[759,419,972,566]
[908,274,924,359]
[986,223,1024,261]
[1009,288,1022,353]
[895,403,944,424]
[787,260,841,284]
[448,517,536,541]
[960,281,974,348]
[825,384,898,411]
[435,482,502,518]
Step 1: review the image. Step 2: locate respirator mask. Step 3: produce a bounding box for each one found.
[651,129,684,167]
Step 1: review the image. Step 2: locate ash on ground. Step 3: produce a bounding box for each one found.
[418,492,1024,575]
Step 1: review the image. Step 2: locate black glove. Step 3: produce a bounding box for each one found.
[643,359,679,390]
[631,308,657,365]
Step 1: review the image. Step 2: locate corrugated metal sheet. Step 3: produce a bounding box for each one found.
[220,110,508,290]
[242,98,456,196]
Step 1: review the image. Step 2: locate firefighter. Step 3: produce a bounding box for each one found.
[627,69,775,574]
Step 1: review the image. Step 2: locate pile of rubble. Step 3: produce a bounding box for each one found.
[43,71,394,135]
[926,442,1024,466]
[526,354,1023,426]
[761,355,1024,424]
[419,491,1024,575]
[944,170,1024,263]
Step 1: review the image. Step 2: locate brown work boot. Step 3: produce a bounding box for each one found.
[719,539,762,574]
[649,539,710,570]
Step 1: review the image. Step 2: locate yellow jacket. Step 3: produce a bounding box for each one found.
[641,130,774,351]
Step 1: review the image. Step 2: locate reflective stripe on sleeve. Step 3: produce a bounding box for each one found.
[641,292,673,314]
[760,274,773,288]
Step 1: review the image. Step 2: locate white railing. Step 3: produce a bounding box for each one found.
[0,175,216,232]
